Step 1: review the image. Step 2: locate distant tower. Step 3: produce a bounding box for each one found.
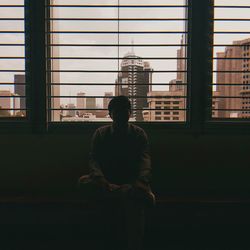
[103,92,113,110]
[77,92,86,116]
[115,51,153,121]
[86,97,96,112]
[49,1,61,121]
[14,74,25,115]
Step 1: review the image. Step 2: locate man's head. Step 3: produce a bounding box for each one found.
[108,96,131,126]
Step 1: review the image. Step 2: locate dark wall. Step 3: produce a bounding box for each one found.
[0,129,250,196]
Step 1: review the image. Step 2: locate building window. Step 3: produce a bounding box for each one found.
[212,1,250,119]
[48,0,189,122]
[0,1,26,118]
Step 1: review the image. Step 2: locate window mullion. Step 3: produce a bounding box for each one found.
[26,0,47,133]
[189,0,212,133]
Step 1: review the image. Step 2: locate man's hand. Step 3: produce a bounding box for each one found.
[93,177,110,190]
[108,183,121,191]
[133,180,149,192]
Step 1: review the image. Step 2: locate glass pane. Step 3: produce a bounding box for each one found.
[49,0,188,122]
[0,1,26,118]
[212,1,250,119]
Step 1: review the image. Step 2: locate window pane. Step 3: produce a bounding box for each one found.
[0,0,26,118]
[48,0,188,122]
[212,0,250,119]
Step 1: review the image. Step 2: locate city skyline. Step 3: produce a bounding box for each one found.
[1,0,250,120]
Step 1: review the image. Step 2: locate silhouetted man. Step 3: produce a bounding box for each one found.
[88,95,153,250]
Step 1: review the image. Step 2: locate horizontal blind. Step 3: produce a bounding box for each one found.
[212,0,250,119]
[48,0,189,122]
[0,0,26,118]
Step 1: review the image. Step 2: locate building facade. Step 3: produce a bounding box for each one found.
[76,92,86,117]
[14,74,25,115]
[143,91,185,122]
[115,51,153,121]
[49,2,61,121]
[103,92,113,110]
[216,38,250,118]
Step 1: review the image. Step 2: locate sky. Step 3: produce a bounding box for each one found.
[0,0,250,107]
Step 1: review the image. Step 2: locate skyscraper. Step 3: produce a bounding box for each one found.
[103,92,113,110]
[216,38,250,118]
[176,34,187,88]
[49,1,61,121]
[14,74,25,115]
[86,97,96,110]
[115,51,153,121]
[76,92,86,117]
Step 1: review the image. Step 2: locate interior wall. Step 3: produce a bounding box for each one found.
[0,129,250,196]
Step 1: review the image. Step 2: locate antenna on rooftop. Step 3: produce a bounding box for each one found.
[131,39,135,54]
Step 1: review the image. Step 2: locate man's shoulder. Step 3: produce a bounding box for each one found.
[95,124,112,135]
[129,123,147,137]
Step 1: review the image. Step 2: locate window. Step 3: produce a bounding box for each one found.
[0,0,26,118]
[48,0,189,122]
[2,1,250,132]
[212,0,250,120]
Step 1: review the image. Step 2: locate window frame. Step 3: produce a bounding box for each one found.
[2,0,250,134]
[46,0,191,131]
[0,1,31,132]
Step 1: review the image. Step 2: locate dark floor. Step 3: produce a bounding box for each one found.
[0,199,249,250]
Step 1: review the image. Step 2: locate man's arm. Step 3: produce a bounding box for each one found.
[135,129,152,188]
[89,129,109,188]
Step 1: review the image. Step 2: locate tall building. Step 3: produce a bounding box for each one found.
[176,35,187,88]
[144,35,188,122]
[103,92,113,110]
[216,38,250,118]
[86,97,96,110]
[49,2,61,121]
[76,92,86,117]
[115,51,153,121]
[14,74,25,115]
